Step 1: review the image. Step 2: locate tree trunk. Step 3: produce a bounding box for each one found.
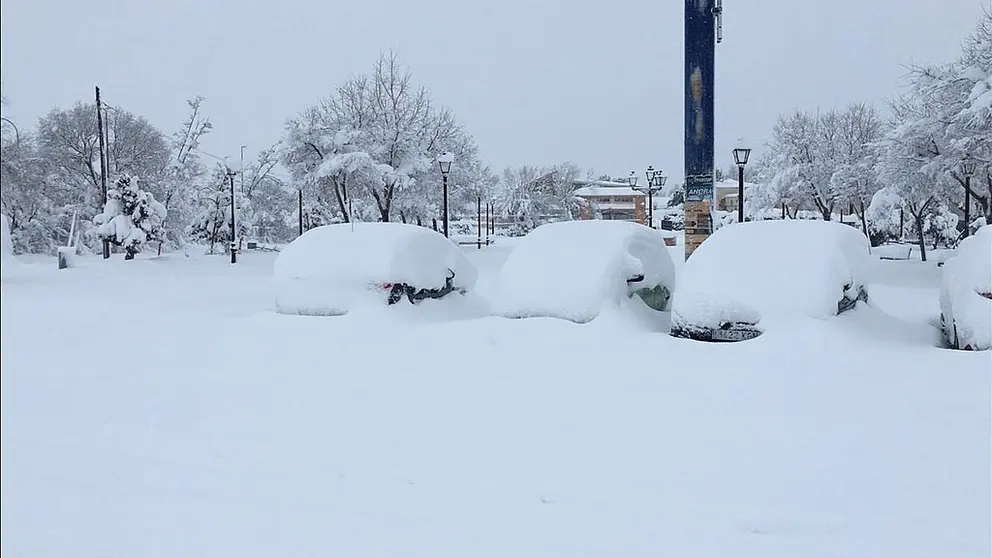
[914,214,928,262]
[332,178,349,223]
[858,200,869,239]
[400,211,407,224]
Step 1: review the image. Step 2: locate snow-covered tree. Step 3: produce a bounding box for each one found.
[492,163,584,230]
[876,94,956,262]
[187,165,250,254]
[761,103,885,222]
[93,173,167,260]
[239,144,294,243]
[282,51,482,225]
[884,10,992,225]
[763,109,842,220]
[829,102,886,236]
[159,97,212,248]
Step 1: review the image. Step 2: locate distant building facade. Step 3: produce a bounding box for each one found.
[573,180,647,225]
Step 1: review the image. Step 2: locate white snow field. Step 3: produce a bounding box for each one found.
[2,239,990,558]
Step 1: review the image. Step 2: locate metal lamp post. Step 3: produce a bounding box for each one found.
[438,151,455,238]
[732,138,751,223]
[627,171,639,224]
[227,166,238,263]
[632,166,667,228]
[961,154,977,238]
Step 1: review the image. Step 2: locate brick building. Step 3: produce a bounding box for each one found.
[573,180,647,225]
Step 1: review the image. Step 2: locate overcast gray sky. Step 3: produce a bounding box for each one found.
[1,0,987,181]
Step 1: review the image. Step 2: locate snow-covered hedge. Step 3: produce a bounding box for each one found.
[273,222,477,316]
[491,220,676,323]
[939,225,992,350]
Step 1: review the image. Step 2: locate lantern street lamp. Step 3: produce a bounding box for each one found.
[960,154,978,238]
[732,137,752,223]
[632,166,667,228]
[438,151,455,238]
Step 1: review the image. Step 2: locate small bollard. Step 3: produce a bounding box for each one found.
[57,246,76,270]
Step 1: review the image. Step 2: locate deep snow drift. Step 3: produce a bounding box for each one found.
[1,242,989,558]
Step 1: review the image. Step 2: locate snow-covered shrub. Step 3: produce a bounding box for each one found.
[866,187,903,245]
[93,174,167,260]
[925,207,960,249]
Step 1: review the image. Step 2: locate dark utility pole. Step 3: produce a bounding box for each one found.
[442,173,449,238]
[485,202,491,245]
[964,175,972,239]
[737,165,745,222]
[228,169,238,264]
[298,189,304,237]
[95,86,110,259]
[683,0,721,259]
[476,195,482,249]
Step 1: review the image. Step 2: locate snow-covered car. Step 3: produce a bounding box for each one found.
[670,220,872,342]
[490,220,676,323]
[939,224,991,351]
[273,222,477,316]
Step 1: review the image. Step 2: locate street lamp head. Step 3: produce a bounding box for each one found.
[733,137,751,167]
[627,171,638,187]
[645,165,656,184]
[657,173,668,188]
[960,154,978,177]
[438,151,455,175]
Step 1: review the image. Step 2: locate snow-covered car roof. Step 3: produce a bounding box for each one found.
[273,222,477,316]
[939,224,992,350]
[491,220,676,323]
[671,220,872,331]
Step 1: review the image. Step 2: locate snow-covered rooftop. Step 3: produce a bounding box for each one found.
[573,185,645,198]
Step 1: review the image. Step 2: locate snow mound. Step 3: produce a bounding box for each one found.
[273,222,477,316]
[491,220,676,323]
[1,214,12,258]
[671,220,872,331]
[1,214,18,278]
[939,225,992,350]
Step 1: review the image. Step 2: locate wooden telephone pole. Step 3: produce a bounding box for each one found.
[95,86,110,259]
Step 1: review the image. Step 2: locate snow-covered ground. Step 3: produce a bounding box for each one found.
[2,242,989,558]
